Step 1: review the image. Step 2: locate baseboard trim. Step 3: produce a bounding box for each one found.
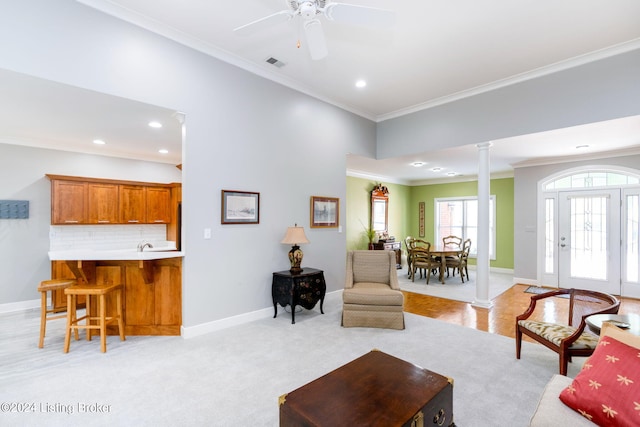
[0,298,39,314]
[181,290,343,339]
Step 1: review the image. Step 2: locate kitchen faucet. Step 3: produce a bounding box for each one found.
[137,241,154,252]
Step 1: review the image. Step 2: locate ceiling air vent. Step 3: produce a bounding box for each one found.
[265,57,286,68]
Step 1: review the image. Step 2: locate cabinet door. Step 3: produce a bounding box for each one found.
[120,185,146,224]
[146,187,171,223]
[51,180,87,224]
[87,183,119,224]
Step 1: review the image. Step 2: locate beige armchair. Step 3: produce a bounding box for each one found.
[342,250,405,330]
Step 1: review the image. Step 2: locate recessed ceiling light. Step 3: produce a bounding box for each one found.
[431,167,442,172]
[158,149,169,154]
[355,80,366,88]
[148,121,163,128]
[446,172,457,176]
[93,139,106,145]
[575,144,590,149]
[411,162,425,167]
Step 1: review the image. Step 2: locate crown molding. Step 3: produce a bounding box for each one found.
[376,38,640,122]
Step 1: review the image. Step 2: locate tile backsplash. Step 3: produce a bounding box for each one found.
[49,225,169,251]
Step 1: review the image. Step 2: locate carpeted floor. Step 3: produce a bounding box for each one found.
[398,269,514,302]
[0,294,584,426]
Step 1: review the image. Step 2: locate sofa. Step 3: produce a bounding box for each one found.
[529,321,640,426]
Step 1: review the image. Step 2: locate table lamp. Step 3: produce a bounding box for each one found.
[281,224,309,274]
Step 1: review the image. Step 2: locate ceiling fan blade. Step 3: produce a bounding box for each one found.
[323,3,395,27]
[304,19,328,60]
[233,10,294,36]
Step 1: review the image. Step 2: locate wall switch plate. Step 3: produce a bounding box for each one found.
[204,228,211,239]
[338,225,342,233]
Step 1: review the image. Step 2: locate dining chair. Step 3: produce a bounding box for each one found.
[445,238,471,282]
[410,242,440,284]
[404,236,414,277]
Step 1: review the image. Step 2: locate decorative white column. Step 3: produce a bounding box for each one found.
[472,142,492,308]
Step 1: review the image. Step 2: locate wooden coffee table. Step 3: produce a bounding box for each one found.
[279,350,455,427]
[586,313,640,336]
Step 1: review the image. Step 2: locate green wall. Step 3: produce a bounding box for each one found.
[346,177,410,252]
[346,176,514,269]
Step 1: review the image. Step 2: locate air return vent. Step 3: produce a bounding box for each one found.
[265,57,286,68]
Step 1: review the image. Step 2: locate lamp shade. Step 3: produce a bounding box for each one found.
[280,226,309,245]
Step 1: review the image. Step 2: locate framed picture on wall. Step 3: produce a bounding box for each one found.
[310,196,339,228]
[419,201,425,237]
[221,190,260,224]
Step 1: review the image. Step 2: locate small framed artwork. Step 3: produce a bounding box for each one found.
[310,196,339,228]
[419,201,425,237]
[221,190,260,224]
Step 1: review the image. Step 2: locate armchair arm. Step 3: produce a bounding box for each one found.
[344,251,354,289]
[388,251,400,290]
[516,289,569,322]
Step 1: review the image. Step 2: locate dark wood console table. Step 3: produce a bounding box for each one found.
[373,241,402,269]
[272,268,326,324]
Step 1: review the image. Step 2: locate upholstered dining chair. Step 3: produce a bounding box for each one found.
[515,288,620,375]
[342,250,405,330]
[445,238,471,282]
[442,235,463,248]
[411,243,440,284]
[404,236,414,277]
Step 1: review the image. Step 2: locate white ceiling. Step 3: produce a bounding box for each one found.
[3,0,640,182]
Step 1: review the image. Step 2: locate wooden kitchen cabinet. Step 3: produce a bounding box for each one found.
[47,175,177,225]
[51,258,182,335]
[119,185,146,224]
[51,180,87,224]
[87,182,119,224]
[124,259,181,334]
[145,186,171,224]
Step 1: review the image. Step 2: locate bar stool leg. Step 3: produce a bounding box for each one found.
[99,294,107,353]
[116,288,125,342]
[64,293,72,353]
[39,290,48,348]
[85,294,92,342]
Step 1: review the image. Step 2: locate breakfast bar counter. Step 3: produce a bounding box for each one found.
[49,250,184,336]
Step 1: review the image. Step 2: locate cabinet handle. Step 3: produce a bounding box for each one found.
[98,220,110,223]
[64,220,79,223]
[127,220,139,223]
[153,220,164,223]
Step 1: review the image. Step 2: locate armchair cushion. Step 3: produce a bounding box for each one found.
[343,283,405,306]
[517,320,600,350]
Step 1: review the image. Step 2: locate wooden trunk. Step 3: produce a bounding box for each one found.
[280,350,455,427]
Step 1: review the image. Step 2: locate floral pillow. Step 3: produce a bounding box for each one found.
[559,323,640,426]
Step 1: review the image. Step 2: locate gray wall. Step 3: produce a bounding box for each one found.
[513,154,640,281]
[0,0,376,329]
[377,49,640,159]
[0,143,182,307]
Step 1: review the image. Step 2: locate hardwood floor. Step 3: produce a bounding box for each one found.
[403,284,640,339]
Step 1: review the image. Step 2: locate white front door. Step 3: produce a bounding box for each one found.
[558,189,621,294]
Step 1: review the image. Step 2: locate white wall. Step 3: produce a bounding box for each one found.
[0,1,376,329]
[0,143,181,309]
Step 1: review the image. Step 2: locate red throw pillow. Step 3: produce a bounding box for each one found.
[559,336,640,426]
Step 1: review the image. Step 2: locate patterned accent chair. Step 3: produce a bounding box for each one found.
[515,288,620,375]
[342,250,405,330]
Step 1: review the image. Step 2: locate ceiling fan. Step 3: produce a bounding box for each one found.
[233,1,395,60]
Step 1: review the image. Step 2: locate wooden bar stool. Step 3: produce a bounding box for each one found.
[38,278,77,348]
[64,283,125,353]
